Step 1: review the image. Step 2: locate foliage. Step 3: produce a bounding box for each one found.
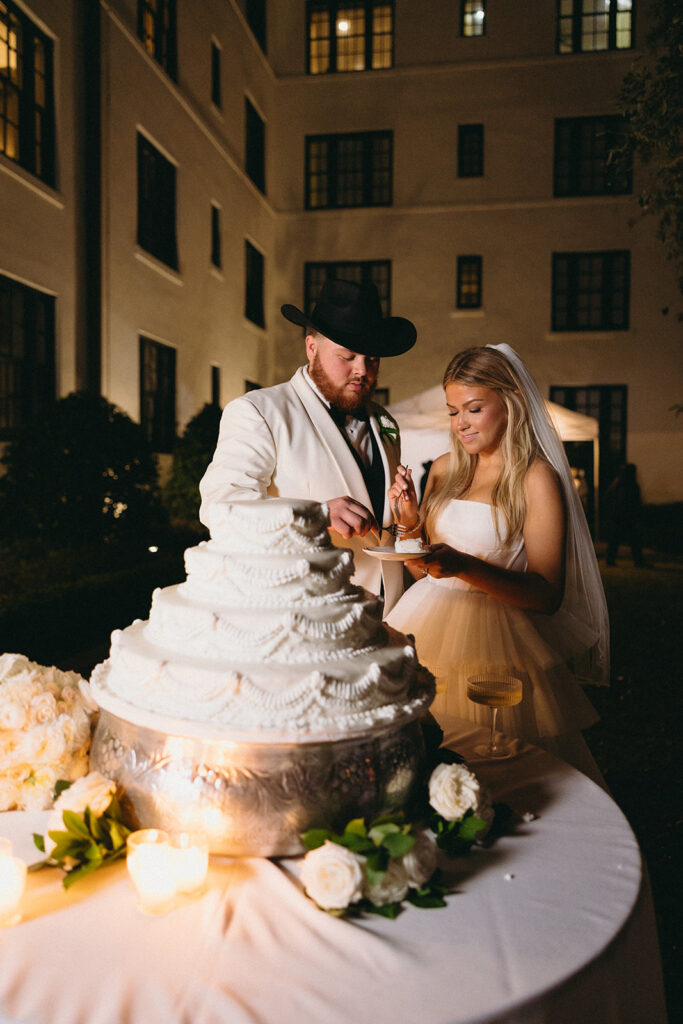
[0,392,164,546]
[613,0,683,297]
[163,403,222,523]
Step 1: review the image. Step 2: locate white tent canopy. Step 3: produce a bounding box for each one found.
[387,386,600,513]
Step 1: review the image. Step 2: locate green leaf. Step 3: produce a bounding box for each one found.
[459,814,486,842]
[33,832,45,853]
[27,858,51,873]
[406,890,447,909]
[338,832,374,854]
[381,831,415,859]
[364,900,402,919]
[62,859,101,890]
[54,779,72,799]
[343,818,367,837]
[300,828,335,851]
[47,831,84,862]
[61,810,92,841]
[105,819,130,852]
[85,806,105,843]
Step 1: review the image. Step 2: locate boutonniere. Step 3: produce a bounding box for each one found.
[374,412,399,446]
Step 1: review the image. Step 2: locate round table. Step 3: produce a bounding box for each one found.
[0,718,667,1024]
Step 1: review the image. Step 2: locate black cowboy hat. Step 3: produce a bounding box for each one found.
[281,279,416,357]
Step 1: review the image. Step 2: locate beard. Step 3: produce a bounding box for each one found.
[309,352,375,413]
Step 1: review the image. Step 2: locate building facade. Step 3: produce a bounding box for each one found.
[1,0,681,506]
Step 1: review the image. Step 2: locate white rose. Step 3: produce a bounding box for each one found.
[0,701,27,730]
[363,858,410,907]
[301,841,364,911]
[29,691,58,725]
[401,829,438,889]
[54,771,116,817]
[77,678,99,712]
[429,762,482,821]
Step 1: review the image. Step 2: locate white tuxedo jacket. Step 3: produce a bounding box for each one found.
[199,367,404,610]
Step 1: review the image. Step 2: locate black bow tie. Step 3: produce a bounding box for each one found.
[329,405,369,429]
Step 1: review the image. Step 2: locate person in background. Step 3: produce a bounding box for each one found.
[605,463,646,568]
[385,344,609,785]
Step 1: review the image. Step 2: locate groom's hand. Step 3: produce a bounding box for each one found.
[327,496,378,539]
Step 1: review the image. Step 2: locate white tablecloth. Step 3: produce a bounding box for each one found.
[0,718,667,1024]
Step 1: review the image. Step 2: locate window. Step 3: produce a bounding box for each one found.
[137,133,178,269]
[211,41,221,108]
[245,97,265,194]
[550,384,627,502]
[458,124,484,178]
[211,365,220,406]
[210,204,221,269]
[461,1,486,36]
[554,116,631,196]
[307,1,393,75]
[457,256,482,309]
[246,0,267,53]
[140,336,176,453]
[557,0,633,54]
[138,0,177,78]
[306,130,392,209]
[552,251,630,331]
[305,260,391,318]
[0,0,55,186]
[245,241,265,327]
[0,273,55,438]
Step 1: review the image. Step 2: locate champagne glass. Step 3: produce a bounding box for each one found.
[467,672,523,759]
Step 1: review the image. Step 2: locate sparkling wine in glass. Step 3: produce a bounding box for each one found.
[467,672,523,759]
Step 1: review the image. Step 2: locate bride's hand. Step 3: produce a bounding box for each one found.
[387,465,418,528]
[412,543,466,578]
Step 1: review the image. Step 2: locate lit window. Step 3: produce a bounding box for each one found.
[140,336,176,453]
[554,116,631,196]
[457,256,482,309]
[557,0,633,55]
[305,260,391,317]
[0,273,55,438]
[306,130,392,209]
[552,251,630,331]
[461,1,486,37]
[0,0,55,185]
[138,0,177,77]
[137,133,178,270]
[307,1,393,75]
[458,124,484,178]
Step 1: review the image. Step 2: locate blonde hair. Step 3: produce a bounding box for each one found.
[423,346,544,547]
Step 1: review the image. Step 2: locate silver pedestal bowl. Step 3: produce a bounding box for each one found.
[90,709,428,857]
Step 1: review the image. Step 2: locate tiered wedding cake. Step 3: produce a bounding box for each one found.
[90,499,434,855]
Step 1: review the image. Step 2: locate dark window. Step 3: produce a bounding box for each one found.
[557,0,633,54]
[140,336,176,453]
[457,255,482,309]
[554,116,631,196]
[552,251,630,331]
[138,0,177,78]
[245,97,265,194]
[211,204,221,268]
[307,1,393,75]
[0,0,55,186]
[211,365,220,406]
[461,1,486,36]
[550,384,627,512]
[306,130,392,209]
[245,241,265,327]
[458,124,484,178]
[305,260,391,318]
[0,273,55,438]
[211,41,221,107]
[137,133,178,269]
[246,0,267,53]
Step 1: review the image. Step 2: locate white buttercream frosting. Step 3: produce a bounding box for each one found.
[91,498,434,740]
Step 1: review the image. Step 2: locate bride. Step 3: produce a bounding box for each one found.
[385,344,609,785]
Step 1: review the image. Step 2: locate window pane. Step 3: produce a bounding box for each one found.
[307,1,394,74]
[462,1,486,37]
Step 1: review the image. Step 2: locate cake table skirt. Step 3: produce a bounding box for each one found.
[90,709,427,856]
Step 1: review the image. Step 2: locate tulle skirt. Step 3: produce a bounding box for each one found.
[385,577,600,745]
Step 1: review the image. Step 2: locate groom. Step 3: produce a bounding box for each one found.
[198,279,417,608]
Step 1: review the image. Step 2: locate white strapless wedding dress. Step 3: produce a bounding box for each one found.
[385,500,603,783]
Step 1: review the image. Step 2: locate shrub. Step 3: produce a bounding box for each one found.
[0,392,164,547]
[163,403,221,523]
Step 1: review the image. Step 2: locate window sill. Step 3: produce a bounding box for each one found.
[0,155,63,208]
[545,330,628,342]
[135,248,183,285]
[450,309,485,318]
[210,265,224,281]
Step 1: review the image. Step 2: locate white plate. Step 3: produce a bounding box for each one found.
[362,546,424,561]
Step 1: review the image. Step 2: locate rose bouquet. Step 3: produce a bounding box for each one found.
[300,758,495,919]
[0,653,98,811]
